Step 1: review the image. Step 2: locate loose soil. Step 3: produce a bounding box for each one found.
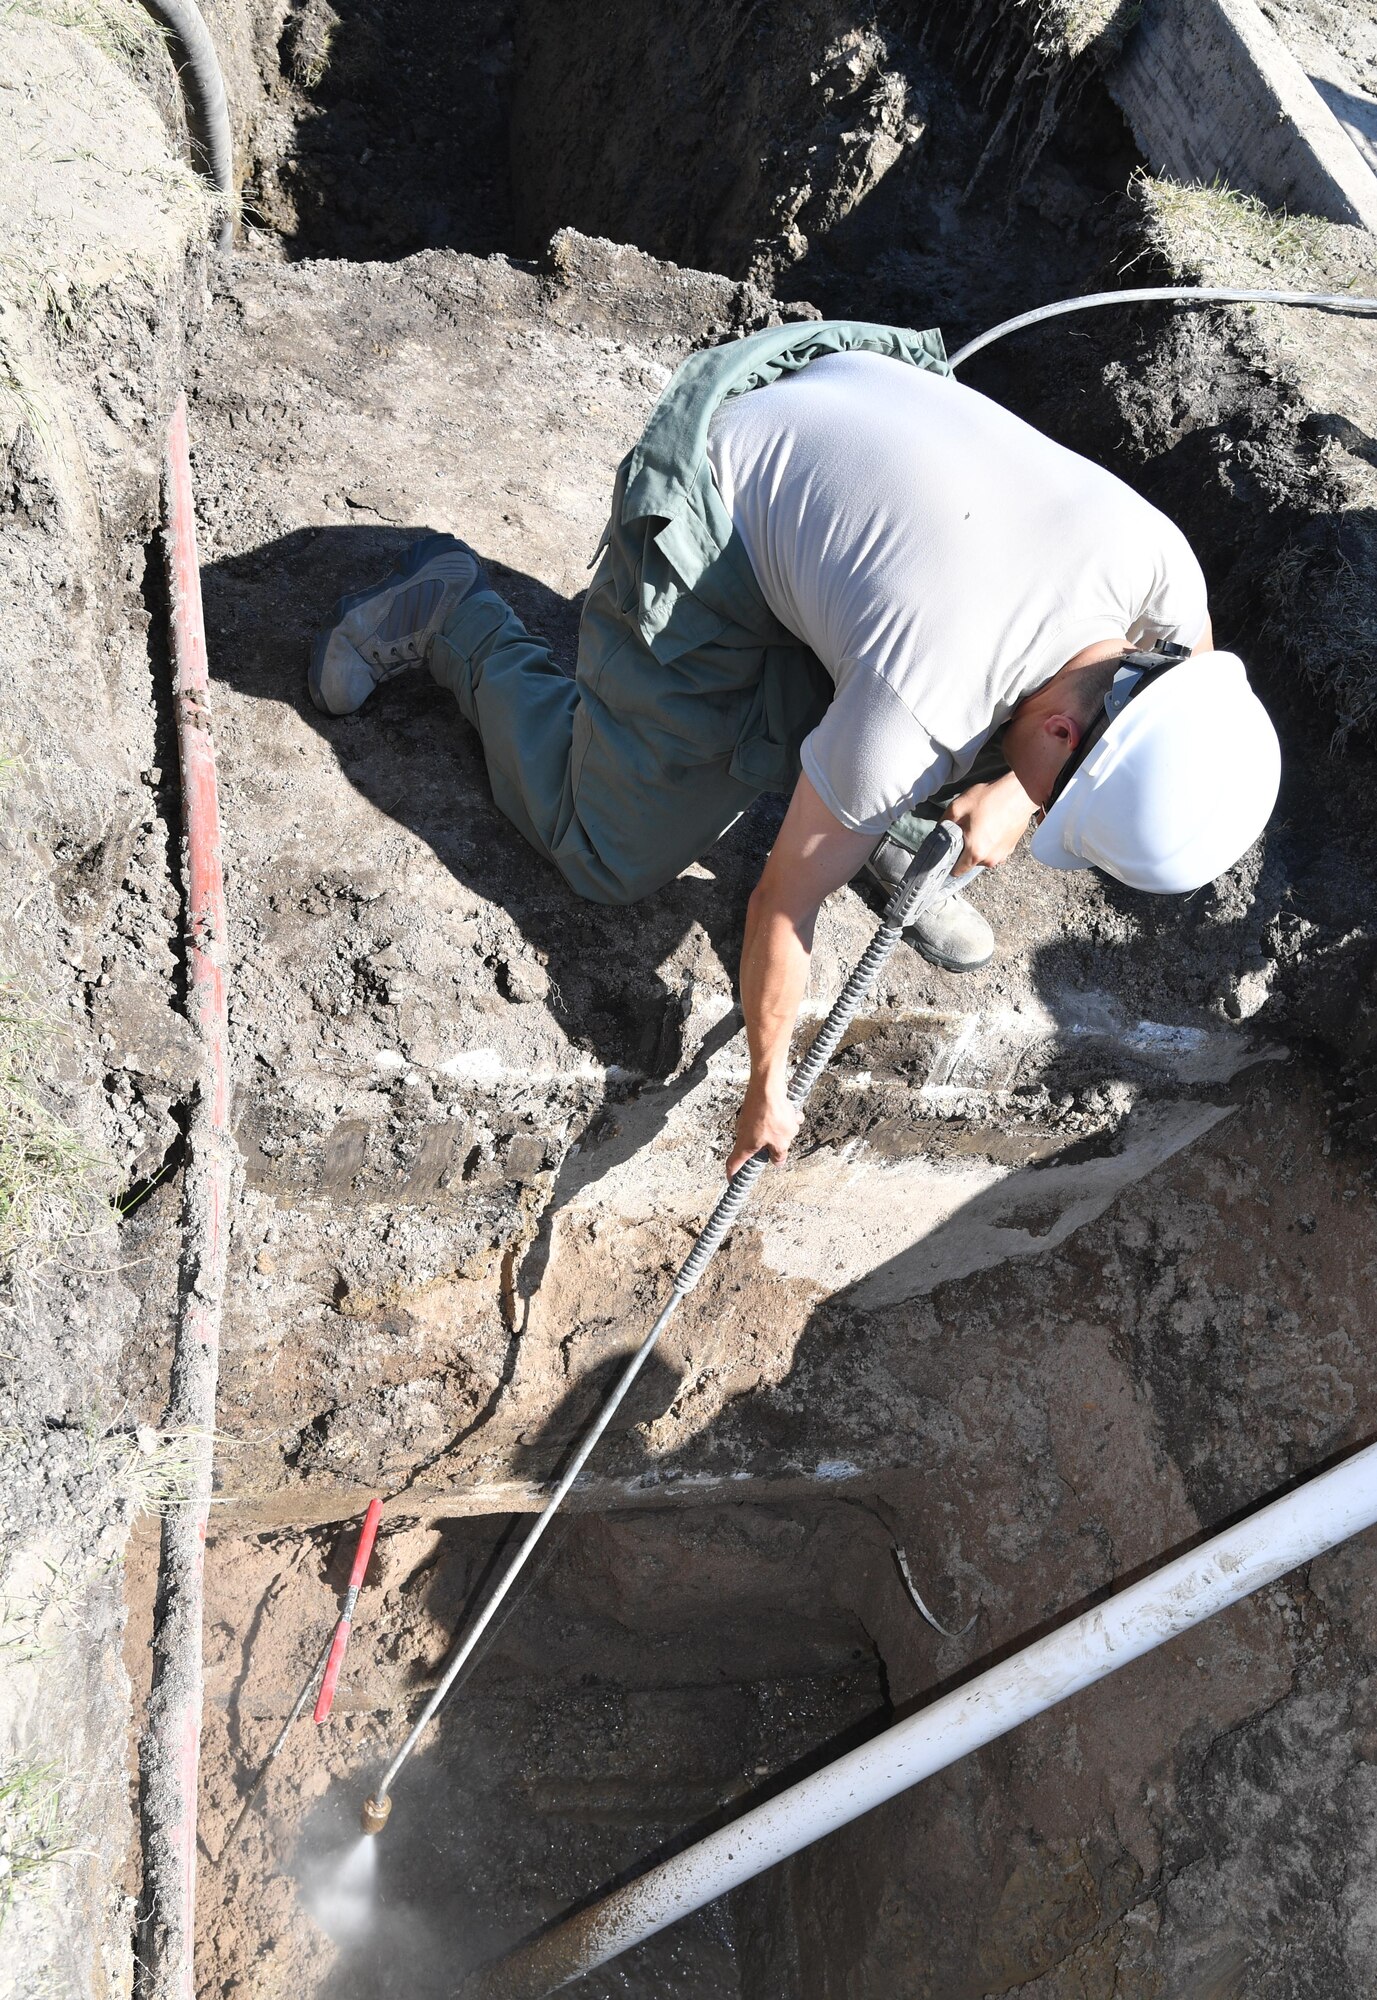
[8,4,1377,1998]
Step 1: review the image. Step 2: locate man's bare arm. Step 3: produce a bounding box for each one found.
[727,775,875,1177]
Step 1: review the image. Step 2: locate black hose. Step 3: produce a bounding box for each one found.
[672,820,963,1295]
[137,0,234,250]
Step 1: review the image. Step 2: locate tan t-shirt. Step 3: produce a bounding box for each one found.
[706,352,1209,832]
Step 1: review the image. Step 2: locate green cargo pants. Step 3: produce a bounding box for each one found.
[431,562,1009,905]
[430,486,832,907]
[428,316,954,905]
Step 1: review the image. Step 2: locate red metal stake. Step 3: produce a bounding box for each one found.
[315,1498,384,1723]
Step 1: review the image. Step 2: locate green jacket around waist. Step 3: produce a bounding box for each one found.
[609,316,950,655]
[432,317,953,905]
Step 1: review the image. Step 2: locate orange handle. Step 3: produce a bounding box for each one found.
[313,1498,383,1724]
[314,1617,352,1723]
[348,1498,384,1590]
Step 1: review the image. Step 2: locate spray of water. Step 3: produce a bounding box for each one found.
[301,1835,379,1946]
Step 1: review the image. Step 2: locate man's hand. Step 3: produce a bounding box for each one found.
[728,775,874,1178]
[944,768,1039,875]
[728,1078,803,1177]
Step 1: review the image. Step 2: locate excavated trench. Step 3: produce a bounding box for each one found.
[92,5,1377,1997]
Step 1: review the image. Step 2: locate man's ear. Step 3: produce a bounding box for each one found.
[1044,710,1081,751]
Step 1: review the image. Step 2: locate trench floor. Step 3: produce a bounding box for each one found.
[123,237,1377,1999]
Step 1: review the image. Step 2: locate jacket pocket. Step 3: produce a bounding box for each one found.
[728,643,833,792]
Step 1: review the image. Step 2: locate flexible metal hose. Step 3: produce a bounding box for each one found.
[675,901,937,1289]
[947,285,1377,370]
[137,0,234,249]
[364,821,964,1823]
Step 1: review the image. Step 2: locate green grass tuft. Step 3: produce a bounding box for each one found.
[0,1763,73,1933]
[0,0,166,79]
[1029,0,1141,64]
[282,0,341,90]
[94,1422,217,1516]
[1133,170,1336,281]
[0,981,110,1285]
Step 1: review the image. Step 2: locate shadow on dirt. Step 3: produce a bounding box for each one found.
[266,0,515,263]
[203,519,785,1237]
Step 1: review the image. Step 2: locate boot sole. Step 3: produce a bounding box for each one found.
[909,929,995,974]
[307,533,475,714]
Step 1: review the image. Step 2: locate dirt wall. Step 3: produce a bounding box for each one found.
[508,0,1138,344]
[0,7,218,1992]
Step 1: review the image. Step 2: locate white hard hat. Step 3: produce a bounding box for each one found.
[1029,649,1280,893]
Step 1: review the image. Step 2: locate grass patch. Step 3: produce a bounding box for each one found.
[1133,170,1337,282]
[92,1422,217,1516]
[0,981,110,1287]
[0,0,166,81]
[0,1762,73,1933]
[283,1,341,91]
[1029,0,1141,63]
[0,1557,69,1669]
[0,311,57,463]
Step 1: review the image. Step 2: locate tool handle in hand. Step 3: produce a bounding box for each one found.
[882,820,963,928]
[314,1498,383,1722]
[314,1615,353,1724]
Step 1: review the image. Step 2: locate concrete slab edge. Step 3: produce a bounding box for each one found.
[1109,0,1377,233]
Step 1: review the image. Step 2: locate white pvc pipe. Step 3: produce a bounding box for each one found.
[471,1439,1377,1999]
[946,285,1377,370]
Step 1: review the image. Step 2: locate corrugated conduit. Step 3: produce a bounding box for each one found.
[138,0,235,249]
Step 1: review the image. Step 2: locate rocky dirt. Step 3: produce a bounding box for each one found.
[158,215,1377,1996]
[9,1,1377,1997]
[0,8,216,1995]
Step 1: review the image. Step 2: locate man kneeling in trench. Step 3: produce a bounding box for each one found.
[310,319,1281,1178]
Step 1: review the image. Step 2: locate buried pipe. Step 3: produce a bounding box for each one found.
[360,821,964,1836]
[136,393,237,2000]
[465,1437,1377,1999]
[137,0,236,249]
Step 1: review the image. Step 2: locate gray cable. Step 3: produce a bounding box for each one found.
[947,285,1377,370]
[138,0,235,249]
